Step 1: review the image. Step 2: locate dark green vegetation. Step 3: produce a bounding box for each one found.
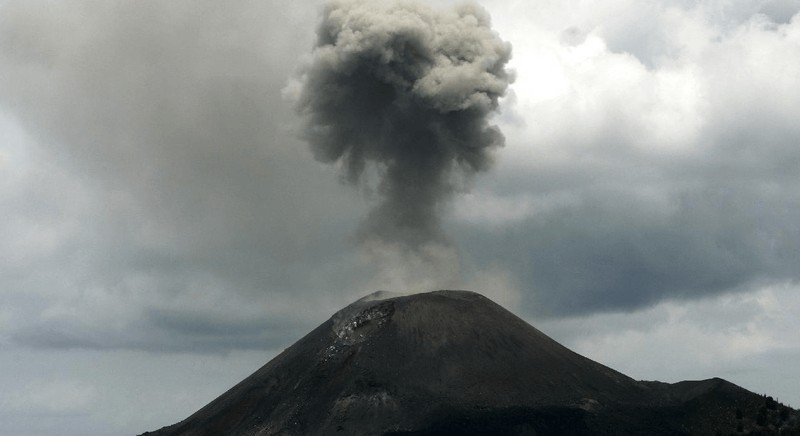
[143,291,799,435]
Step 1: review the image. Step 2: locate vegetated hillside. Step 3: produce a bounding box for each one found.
[143,290,800,436]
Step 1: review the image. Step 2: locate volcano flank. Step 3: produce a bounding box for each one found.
[143,291,799,435]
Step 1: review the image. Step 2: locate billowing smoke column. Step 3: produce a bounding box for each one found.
[293,0,512,247]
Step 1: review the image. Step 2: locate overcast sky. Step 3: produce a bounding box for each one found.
[1,0,799,434]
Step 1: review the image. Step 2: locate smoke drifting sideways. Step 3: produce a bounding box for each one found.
[289,0,512,249]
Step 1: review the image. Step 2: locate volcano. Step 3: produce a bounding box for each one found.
[143,290,798,435]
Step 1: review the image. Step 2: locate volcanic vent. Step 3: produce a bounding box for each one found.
[144,291,799,435]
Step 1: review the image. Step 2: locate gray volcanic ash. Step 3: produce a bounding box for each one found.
[288,1,512,247]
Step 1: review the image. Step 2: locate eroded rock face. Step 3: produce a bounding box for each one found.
[144,291,800,436]
[332,300,395,346]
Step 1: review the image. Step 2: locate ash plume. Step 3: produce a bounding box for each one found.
[290,0,512,247]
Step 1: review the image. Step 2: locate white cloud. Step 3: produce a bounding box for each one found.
[451,0,800,315]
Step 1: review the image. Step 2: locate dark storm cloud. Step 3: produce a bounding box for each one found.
[11,307,311,353]
[291,0,512,246]
[0,0,367,351]
[458,185,800,316]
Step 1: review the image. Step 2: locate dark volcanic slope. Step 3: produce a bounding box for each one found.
[144,291,799,436]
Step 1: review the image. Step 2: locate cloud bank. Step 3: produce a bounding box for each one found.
[0,0,796,349]
[456,0,800,315]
